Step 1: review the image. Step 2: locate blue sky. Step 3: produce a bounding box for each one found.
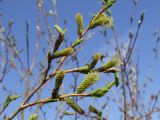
[0,0,160,120]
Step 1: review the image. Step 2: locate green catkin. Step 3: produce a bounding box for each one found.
[55,71,64,91]
[76,13,83,36]
[52,71,64,97]
[66,97,85,114]
[98,56,118,72]
[89,105,102,117]
[90,81,115,97]
[76,65,91,74]
[75,53,101,73]
[53,25,67,53]
[114,72,119,87]
[77,71,100,93]
[90,53,101,69]
[53,34,64,53]
[52,47,74,59]
[72,38,84,47]
[89,13,113,29]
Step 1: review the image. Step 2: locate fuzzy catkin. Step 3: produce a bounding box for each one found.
[76,13,83,36]
[90,81,115,97]
[52,71,65,98]
[52,47,74,59]
[55,71,64,91]
[77,71,100,93]
[90,53,101,69]
[66,97,85,114]
[89,13,113,29]
[98,56,118,72]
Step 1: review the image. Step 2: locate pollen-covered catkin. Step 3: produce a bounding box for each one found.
[89,13,113,29]
[52,47,74,59]
[77,71,100,93]
[76,13,83,36]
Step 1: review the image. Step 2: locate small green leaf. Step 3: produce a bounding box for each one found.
[54,25,63,34]
[28,113,38,120]
[2,95,20,111]
[62,28,67,33]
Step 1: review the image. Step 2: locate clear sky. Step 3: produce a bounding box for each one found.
[0,0,160,120]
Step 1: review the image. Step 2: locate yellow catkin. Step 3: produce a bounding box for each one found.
[76,13,83,36]
[89,13,113,29]
[52,47,74,59]
[77,71,100,93]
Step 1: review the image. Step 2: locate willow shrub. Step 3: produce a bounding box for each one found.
[1,0,120,120]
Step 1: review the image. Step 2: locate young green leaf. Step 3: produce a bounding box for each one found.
[54,25,63,34]
[1,95,20,114]
[53,25,67,53]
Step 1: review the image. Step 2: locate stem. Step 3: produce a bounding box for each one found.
[112,28,127,120]
[59,93,90,99]
[63,67,119,73]
[7,93,90,120]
